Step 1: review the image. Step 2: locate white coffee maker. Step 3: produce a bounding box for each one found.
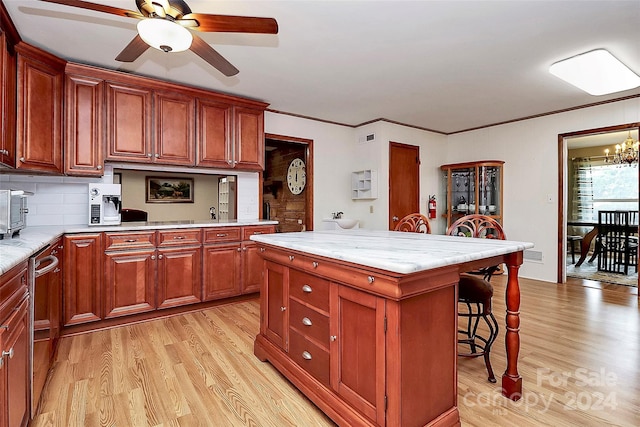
[88,183,122,225]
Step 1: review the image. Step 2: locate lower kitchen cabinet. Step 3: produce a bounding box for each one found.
[157,246,202,309]
[0,262,29,427]
[63,234,103,327]
[104,249,156,318]
[202,242,241,301]
[241,226,275,294]
[262,260,287,350]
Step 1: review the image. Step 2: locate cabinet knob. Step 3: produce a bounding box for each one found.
[227,160,233,165]
[0,325,8,331]
[367,276,375,284]
[312,261,319,268]
[0,357,3,369]
[330,335,337,342]
[158,254,163,259]
[302,284,312,293]
[237,248,241,252]
[260,247,265,253]
[97,165,103,170]
[19,157,25,162]
[280,306,286,312]
[2,348,14,359]
[151,255,156,260]
[289,255,295,261]
[302,317,312,326]
[302,351,312,360]
[154,154,159,158]
[242,247,247,251]
[147,153,152,157]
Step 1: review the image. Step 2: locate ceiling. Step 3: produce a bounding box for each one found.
[4,0,640,134]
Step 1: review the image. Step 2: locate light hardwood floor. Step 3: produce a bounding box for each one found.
[33,276,639,427]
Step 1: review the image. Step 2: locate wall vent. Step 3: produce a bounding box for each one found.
[358,133,376,144]
[524,250,543,262]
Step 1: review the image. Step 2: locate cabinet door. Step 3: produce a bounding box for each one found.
[156,246,202,309]
[16,44,64,173]
[2,298,29,427]
[104,249,156,319]
[65,73,105,175]
[106,81,153,162]
[0,30,17,168]
[233,106,264,170]
[330,284,386,425]
[262,260,288,350]
[241,241,263,294]
[154,90,195,165]
[195,97,233,168]
[63,234,103,326]
[203,243,241,301]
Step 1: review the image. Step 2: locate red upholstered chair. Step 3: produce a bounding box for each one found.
[447,214,505,383]
[394,213,431,234]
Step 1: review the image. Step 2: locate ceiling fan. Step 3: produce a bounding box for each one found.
[38,0,279,76]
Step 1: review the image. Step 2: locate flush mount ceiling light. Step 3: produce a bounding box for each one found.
[549,49,640,96]
[137,18,192,53]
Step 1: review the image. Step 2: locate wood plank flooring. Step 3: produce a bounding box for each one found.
[32,276,639,427]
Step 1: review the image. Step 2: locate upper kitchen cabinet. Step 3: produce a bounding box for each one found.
[65,64,105,176]
[234,106,265,171]
[105,77,154,163]
[195,96,233,168]
[15,42,65,174]
[154,90,195,165]
[0,2,18,168]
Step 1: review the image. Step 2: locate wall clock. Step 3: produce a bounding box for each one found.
[287,158,306,195]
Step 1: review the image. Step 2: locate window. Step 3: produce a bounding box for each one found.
[591,163,638,213]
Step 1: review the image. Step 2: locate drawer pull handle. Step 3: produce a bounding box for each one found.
[330,335,337,342]
[312,261,319,268]
[125,239,137,243]
[173,236,185,240]
[2,348,14,359]
[280,306,287,312]
[302,317,312,326]
[302,351,312,360]
[216,233,228,237]
[0,325,8,331]
[367,276,375,284]
[289,255,295,261]
[302,284,312,293]
[260,247,265,252]
[253,231,263,235]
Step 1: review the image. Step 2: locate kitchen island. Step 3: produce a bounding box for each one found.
[251,229,534,427]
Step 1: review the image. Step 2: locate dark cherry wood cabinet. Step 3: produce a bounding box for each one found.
[154,90,195,165]
[63,234,103,326]
[241,225,275,294]
[104,249,156,319]
[105,79,153,163]
[202,227,242,301]
[234,106,265,171]
[262,260,287,350]
[195,96,233,168]
[15,42,65,174]
[65,65,105,176]
[157,246,202,309]
[0,24,17,168]
[0,261,29,427]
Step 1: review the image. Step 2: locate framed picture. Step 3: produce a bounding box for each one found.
[146,177,194,203]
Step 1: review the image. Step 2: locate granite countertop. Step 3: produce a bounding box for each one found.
[0,219,277,275]
[251,229,534,275]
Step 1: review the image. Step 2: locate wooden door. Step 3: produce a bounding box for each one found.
[196,97,233,168]
[234,106,264,170]
[241,241,263,294]
[202,243,241,301]
[65,71,104,175]
[154,90,195,165]
[262,261,288,350]
[63,234,103,326]
[389,142,420,230]
[156,246,202,309]
[0,29,17,168]
[104,249,156,318]
[4,298,29,427]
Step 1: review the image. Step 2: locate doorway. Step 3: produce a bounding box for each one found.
[558,123,639,291]
[263,134,314,232]
[389,142,420,230]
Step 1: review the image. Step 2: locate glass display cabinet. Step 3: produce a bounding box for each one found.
[440,160,504,230]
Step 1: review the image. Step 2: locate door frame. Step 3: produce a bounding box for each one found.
[264,133,314,230]
[557,122,640,287]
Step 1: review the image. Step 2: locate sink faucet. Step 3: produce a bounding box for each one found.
[333,212,344,219]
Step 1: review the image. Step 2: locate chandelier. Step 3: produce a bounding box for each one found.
[604,131,639,166]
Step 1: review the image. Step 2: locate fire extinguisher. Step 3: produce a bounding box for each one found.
[428,195,437,219]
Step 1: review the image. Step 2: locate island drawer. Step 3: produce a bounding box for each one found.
[289,299,330,349]
[288,328,330,387]
[289,269,329,312]
[157,229,202,247]
[104,231,156,251]
[242,225,275,241]
[203,227,242,244]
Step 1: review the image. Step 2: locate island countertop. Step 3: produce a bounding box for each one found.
[0,219,277,275]
[250,229,534,275]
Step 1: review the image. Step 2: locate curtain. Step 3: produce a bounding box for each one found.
[571,158,595,222]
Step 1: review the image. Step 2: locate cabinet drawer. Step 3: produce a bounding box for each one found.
[242,225,275,241]
[0,262,28,324]
[157,228,202,247]
[289,328,330,387]
[104,231,156,250]
[289,299,329,349]
[203,227,241,244]
[289,269,329,312]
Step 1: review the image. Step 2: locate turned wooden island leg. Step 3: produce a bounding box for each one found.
[502,252,523,401]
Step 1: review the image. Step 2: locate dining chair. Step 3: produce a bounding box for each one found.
[596,210,633,275]
[394,213,431,234]
[120,208,148,222]
[446,214,505,383]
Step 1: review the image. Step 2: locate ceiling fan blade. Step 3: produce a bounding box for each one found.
[39,0,140,19]
[182,13,278,34]
[190,35,239,77]
[115,35,150,62]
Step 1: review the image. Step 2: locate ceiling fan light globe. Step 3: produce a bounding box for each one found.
[137,18,193,53]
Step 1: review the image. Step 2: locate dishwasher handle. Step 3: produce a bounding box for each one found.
[35,255,59,278]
